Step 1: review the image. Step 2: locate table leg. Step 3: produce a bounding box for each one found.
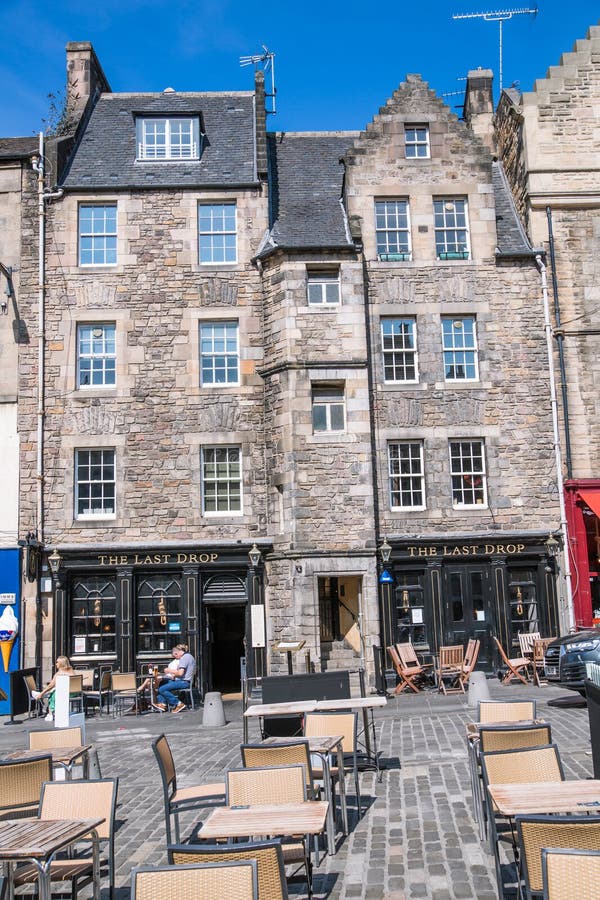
[314,751,335,856]
[91,828,101,900]
[336,743,348,835]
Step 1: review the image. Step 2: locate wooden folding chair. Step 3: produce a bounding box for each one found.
[518,632,541,659]
[387,644,430,694]
[437,645,465,694]
[532,638,554,687]
[493,636,530,685]
[460,638,480,688]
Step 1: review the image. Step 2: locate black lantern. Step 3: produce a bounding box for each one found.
[379,537,392,565]
[544,534,560,559]
[47,548,62,577]
[248,543,261,568]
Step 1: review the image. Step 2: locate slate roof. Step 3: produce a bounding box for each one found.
[263,132,356,253]
[492,160,534,256]
[61,93,258,189]
[0,137,38,159]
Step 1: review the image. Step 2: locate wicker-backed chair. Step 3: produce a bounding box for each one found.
[12,778,118,899]
[168,839,288,900]
[152,734,225,844]
[0,754,52,820]
[226,765,312,897]
[22,673,44,718]
[29,725,84,750]
[542,848,600,900]
[110,672,138,716]
[436,645,465,694]
[304,710,361,819]
[477,699,536,723]
[83,669,112,716]
[493,636,530,684]
[479,722,552,753]
[131,861,258,900]
[517,815,600,899]
[460,638,481,688]
[240,741,316,799]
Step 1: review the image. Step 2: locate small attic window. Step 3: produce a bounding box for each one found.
[405,125,430,159]
[136,117,200,161]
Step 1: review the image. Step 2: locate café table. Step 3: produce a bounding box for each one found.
[0,817,104,900]
[487,779,600,817]
[3,746,92,780]
[262,734,347,854]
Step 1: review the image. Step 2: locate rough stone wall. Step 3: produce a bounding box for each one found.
[494,94,529,230]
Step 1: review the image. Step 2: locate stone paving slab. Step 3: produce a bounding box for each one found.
[0,680,592,899]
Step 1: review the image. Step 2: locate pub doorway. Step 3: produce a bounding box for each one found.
[442,563,493,668]
[206,605,246,694]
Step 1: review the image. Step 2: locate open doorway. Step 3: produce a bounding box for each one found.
[206,605,246,694]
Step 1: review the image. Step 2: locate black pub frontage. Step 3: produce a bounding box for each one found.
[379,533,560,678]
[49,542,271,696]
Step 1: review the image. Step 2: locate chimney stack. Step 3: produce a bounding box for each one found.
[463,68,495,152]
[65,41,111,128]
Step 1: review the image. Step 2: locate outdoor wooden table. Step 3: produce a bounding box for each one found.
[487,779,600,817]
[243,700,318,718]
[262,734,347,854]
[0,817,104,900]
[3,745,92,779]
[200,800,329,842]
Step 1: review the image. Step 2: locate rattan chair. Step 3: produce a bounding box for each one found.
[83,669,112,716]
[22,673,44,718]
[436,645,465,694]
[152,733,225,844]
[168,839,289,900]
[304,710,361,819]
[478,722,552,753]
[493,636,530,684]
[110,672,138,716]
[226,764,312,897]
[0,753,52,820]
[29,725,84,750]
[517,815,600,899]
[131,860,258,900]
[542,848,600,900]
[241,741,316,799]
[12,778,119,899]
[477,699,536,723]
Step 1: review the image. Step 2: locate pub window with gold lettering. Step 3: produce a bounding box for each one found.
[395,571,428,649]
[137,574,183,653]
[71,575,117,657]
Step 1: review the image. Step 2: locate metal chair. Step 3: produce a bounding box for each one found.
[517,814,600,899]
[168,839,289,900]
[304,710,361,819]
[477,699,537,723]
[12,778,118,899]
[131,860,258,900]
[83,669,112,716]
[152,733,225,844]
[110,672,138,716]
[542,848,600,900]
[0,754,52,820]
[29,725,88,778]
[22,673,44,718]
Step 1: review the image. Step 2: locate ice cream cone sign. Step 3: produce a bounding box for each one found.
[0,606,18,673]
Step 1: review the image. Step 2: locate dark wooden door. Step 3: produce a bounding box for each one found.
[442,564,493,668]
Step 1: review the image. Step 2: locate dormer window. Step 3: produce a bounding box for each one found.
[136,117,200,160]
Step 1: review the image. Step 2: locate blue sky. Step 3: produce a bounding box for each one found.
[2,1,598,136]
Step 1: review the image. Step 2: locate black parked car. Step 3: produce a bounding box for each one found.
[544,628,600,693]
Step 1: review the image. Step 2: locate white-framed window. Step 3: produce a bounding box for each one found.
[449,440,487,507]
[79,205,117,266]
[136,117,200,160]
[201,446,242,514]
[381,318,418,383]
[312,385,345,433]
[198,202,237,264]
[434,198,470,260]
[77,323,116,389]
[75,448,116,519]
[388,442,425,509]
[405,125,430,158]
[307,269,340,305]
[199,321,239,386]
[375,200,411,261]
[442,317,478,381]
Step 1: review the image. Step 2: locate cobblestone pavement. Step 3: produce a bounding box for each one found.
[0,680,592,899]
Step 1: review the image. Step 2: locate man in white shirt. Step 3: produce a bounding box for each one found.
[154,644,196,713]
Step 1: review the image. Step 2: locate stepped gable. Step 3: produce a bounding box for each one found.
[263,131,357,253]
[532,22,600,99]
[61,91,258,190]
[344,73,493,173]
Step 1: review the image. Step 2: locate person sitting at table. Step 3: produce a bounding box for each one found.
[31,655,75,722]
[136,646,182,697]
[153,644,195,714]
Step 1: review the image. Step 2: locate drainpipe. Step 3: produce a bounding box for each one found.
[535,254,575,632]
[546,207,573,478]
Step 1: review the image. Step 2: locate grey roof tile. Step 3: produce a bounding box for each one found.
[492,160,533,255]
[61,93,258,189]
[265,132,356,251]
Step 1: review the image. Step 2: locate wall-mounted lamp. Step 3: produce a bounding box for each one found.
[379,537,392,565]
[0,262,13,315]
[47,548,62,577]
[544,534,560,559]
[248,543,261,568]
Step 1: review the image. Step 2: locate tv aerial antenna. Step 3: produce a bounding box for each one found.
[452,6,537,92]
[240,46,277,115]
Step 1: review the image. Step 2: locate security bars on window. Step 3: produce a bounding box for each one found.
[442,317,478,380]
[77,323,116,388]
[75,449,116,518]
[449,440,487,507]
[388,442,425,509]
[375,200,411,261]
[381,318,418,382]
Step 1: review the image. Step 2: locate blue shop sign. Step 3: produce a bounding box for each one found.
[379,569,394,584]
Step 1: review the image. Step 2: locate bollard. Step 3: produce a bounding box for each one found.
[87,747,102,779]
[202,691,226,727]
[467,670,491,708]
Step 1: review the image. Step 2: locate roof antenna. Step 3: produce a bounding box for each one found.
[240,46,277,115]
[452,6,537,92]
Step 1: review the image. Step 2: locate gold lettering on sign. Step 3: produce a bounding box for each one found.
[97,552,220,566]
[403,544,527,559]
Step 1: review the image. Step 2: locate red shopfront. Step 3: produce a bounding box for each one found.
[564,480,600,628]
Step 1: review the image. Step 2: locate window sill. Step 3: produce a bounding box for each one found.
[307,432,354,444]
[451,504,488,511]
[390,506,426,512]
[75,515,117,523]
[74,389,118,400]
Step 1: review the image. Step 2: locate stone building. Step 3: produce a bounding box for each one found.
[495,22,600,628]
[16,41,565,691]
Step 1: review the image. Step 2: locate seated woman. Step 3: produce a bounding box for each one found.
[31,655,75,722]
[136,645,189,707]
